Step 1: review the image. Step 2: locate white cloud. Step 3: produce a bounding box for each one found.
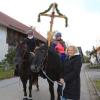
[0,0,99,54]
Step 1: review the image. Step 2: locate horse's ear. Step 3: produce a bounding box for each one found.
[45,42,48,47]
[45,43,49,49]
[40,42,47,47]
[45,41,48,46]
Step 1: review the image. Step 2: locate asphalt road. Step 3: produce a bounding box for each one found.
[0,64,96,100]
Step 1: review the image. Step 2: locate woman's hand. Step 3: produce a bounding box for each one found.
[59,78,65,84]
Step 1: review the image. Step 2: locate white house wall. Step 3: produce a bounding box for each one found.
[0,25,8,61]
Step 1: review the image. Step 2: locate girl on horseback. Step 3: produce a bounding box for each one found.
[51,32,67,62]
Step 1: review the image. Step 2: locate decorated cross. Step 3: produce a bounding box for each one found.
[37,3,68,46]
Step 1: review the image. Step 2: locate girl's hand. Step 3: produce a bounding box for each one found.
[59,78,65,84]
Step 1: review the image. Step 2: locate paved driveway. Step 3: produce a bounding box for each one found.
[0,64,98,100]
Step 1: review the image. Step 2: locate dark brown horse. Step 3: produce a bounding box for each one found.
[31,44,63,100]
[16,41,39,100]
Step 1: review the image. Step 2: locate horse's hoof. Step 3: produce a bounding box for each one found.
[28,97,32,100]
[23,97,28,100]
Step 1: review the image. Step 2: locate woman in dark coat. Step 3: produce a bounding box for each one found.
[25,29,36,52]
[60,45,82,100]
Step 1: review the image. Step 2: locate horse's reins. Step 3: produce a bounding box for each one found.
[40,51,65,100]
[41,67,65,100]
[40,49,61,84]
[40,50,63,86]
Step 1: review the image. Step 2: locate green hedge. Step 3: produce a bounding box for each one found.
[0,69,14,80]
[87,64,100,69]
[0,47,15,80]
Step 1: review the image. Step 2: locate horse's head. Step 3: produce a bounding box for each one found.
[31,44,48,72]
[17,41,29,59]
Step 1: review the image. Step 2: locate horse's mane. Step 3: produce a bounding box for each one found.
[38,44,61,62]
[48,48,60,60]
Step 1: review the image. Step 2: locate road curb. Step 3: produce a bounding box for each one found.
[87,69,100,97]
[85,67,100,100]
[91,79,100,97]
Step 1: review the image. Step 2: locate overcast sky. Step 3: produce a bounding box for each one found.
[0,0,100,53]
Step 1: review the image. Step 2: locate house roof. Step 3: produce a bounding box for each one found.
[0,11,46,42]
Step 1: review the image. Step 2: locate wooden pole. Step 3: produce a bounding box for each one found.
[37,3,68,47]
[48,3,55,46]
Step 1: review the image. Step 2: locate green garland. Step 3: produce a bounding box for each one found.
[55,4,68,27]
[37,3,53,22]
[37,3,68,27]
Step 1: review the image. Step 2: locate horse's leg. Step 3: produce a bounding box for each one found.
[28,77,33,100]
[21,78,28,100]
[47,80,55,100]
[36,77,39,91]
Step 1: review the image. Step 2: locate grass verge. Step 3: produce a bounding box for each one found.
[0,69,14,80]
[94,80,100,92]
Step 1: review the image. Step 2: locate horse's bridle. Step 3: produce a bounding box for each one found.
[21,45,30,62]
[39,51,48,71]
